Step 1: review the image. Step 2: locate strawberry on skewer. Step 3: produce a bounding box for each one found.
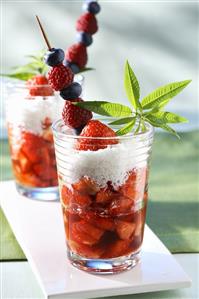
[36,16,93,132]
[65,1,101,73]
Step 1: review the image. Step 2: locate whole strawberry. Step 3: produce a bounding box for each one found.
[26,75,54,97]
[48,64,74,91]
[65,43,87,69]
[76,12,98,35]
[62,98,93,129]
[76,120,118,151]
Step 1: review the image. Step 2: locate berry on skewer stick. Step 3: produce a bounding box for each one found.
[65,0,101,73]
[36,16,92,132]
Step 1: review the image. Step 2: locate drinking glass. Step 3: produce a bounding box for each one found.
[52,119,154,273]
[6,75,84,201]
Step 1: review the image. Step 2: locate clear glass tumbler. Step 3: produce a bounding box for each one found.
[52,119,154,274]
[6,75,84,201]
[6,83,62,200]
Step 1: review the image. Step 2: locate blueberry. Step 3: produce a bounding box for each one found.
[63,60,80,74]
[60,82,82,100]
[76,32,93,47]
[44,48,65,67]
[83,1,101,14]
[74,125,85,135]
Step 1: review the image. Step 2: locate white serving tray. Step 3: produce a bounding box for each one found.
[1,181,191,299]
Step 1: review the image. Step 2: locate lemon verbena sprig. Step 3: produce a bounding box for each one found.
[1,50,49,81]
[74,60,191,138]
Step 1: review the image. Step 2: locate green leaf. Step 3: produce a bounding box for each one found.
[151,111,188,123]
[145,115,180,139]
[1,49,49,81]
[108,117,135,125]
[145,114,167,126]
[141,80,191,109]
[74,101,133,117]
[149,98,172,113]
[1,72,36,81]
[78,67,95,73]
[124,60,141,110]
[158,124,180,139]
[11,64,38,74]
[116,117,136,136]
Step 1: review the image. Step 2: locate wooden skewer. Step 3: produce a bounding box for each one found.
[36,15,52,50]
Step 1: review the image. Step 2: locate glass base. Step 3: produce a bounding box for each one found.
[68,250,140,274]
[16,183,59,201]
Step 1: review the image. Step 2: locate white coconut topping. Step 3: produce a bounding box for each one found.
[6,92,63,135]
[55,138,149,188]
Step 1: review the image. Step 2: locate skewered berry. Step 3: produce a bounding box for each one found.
[44,48,65,67]
[83,1,101,15]
[60,82,82,100]
[63,60,80,74]
[74,125,85,135]
[76,13,98,35]
[76,32,93,47]
[48,64,74,91]
[62,98,93,128]
[65,43,88,69]
[76,120,118,151]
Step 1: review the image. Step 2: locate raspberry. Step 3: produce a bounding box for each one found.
[76,120,118,151]
[26,75,54,97]
[76,12,98,35]
[62,98,92,129]
[65,43,87,69]
[48,64,74,91]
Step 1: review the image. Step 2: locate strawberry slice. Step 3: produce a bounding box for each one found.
[116,220,135,240]
[68,241,104,259]
[118,171,137,198]
[18,172,49,187]
[26,75,54,97]
[84,211,115,231]
[119,168,147,200]
[42,117,52,129]
[61,185,91,207]
[62,210,69,239]
[61,185,71,206]
[17,150,32,173]
[102,239,130,258]
[109,196,134,216]
[134,208,146,237]
[21,133,46,164]
[72,177,99,195]
[42,128,54,142]
[74,192,91,207]
[95,188,116,205]
[51,178,58,186]
[71,220,104,245]
[76,120,118,151]
[33,164,57,181]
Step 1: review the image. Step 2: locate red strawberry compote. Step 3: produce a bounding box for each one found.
[6,82,63,200]
[52,119,154,273]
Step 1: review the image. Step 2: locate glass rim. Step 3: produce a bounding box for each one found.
[52,118,154,140]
